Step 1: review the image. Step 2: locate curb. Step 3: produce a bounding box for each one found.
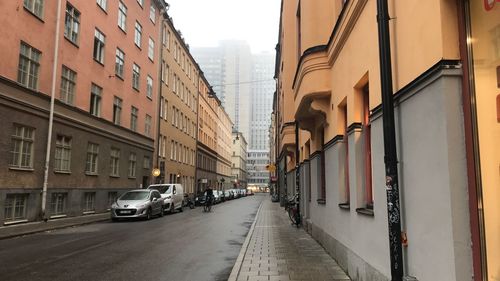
[0,214,110,240]
[228,200,264,281]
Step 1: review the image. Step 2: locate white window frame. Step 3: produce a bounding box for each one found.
[54,135,71,172]
[64,3,80,45]
[85,142,99,174]
[18,42,41,90]
[60,65,76,105]
[148,37,154,61]
[93,29,105,64]
[10,124,35,169]
[110,148,120,177]
[134,21,142,48]
[118,1,127,32]
[90,83,102,117]
[146,75,153,99]
[128,152,137,178]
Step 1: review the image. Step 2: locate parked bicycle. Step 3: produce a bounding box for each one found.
[286,194,300,227]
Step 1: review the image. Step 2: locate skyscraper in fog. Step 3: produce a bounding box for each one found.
[193,41,275,188]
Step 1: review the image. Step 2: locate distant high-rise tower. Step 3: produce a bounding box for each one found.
[193,42,275,188]
[192,41,252,140]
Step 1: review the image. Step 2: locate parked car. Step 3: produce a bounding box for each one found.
[232,189,240,199]
[213,190,221,204]
[220,190,226,202]
[239,189,247,197]
[147,183,184,213]
[111,189,163,221]
[224,190,232,200]
[246,190,254,196]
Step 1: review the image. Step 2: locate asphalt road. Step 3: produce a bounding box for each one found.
[0,194,266,281]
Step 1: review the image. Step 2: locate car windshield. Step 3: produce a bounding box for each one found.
[119,191,149,201]
[149,185,171,194]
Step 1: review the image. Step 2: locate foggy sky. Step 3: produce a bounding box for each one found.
[165,0,281,53]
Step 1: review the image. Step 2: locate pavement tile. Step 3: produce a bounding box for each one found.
[233,199,351,281]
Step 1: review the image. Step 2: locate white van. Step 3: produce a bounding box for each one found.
[147,184,184,213]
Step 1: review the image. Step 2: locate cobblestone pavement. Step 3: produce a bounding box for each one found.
[232,199,351,281]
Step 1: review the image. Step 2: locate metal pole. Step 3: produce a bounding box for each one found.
[295,121,301,225]
[41,0,63,221]
[376,0,404,279]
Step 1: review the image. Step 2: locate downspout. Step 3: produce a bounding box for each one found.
[155,12,165,185]
[295,121,301,225]
[375,0,404,280]
[41,0,63,221]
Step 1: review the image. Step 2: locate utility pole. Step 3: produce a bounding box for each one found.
[376,0,404,280]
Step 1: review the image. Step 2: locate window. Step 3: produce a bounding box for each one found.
[83,192,95,213]
[128,152,137,178]
[130,106,138,131]
[115,48,125,78]
[50,193,67,216]
[143,156,150,169]
[148,37,154,60]
[162,136,166,158]
[113,96,122,125]
[107,192,117,209]
[172,74,177,93]
[170,140,174,160]
[23,0,44,18]
[164,100,168,120]
[340,104,349,205]
[166,31,171,49]
[4,194,29,222]
[93,29,105,64]
[64,3,80,44]
[146,75,153,99]
[96,0,107,11]
[18,42,41,90]
[361,84,373,209]
[118,1,127,31]
[145,114,152,137]
[160,98,164,118]
[59,66,76,105]
[149,4,156,23]
[85,142,99,174]
[132,63,140,90]
[110,148,120,176]
[10,125,35,169]
[54,135,71,172]
[134,21,142,47]
[90,83,102,117]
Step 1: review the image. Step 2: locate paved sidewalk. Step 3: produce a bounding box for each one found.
[229,199,351,281]
[0,212,109,240]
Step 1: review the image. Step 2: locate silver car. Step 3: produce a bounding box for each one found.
[111,189,163,221]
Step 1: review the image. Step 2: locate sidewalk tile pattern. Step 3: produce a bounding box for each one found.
[236,200,351,281]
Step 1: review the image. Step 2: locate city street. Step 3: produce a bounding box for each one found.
[0,194,265,281]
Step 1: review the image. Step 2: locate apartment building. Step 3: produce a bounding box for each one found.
[155,14,197,196]
[215,101,233,191]
[195,76,219,194]
[0,0,164,224]
[231,131,247,189]
[275,0,499,280]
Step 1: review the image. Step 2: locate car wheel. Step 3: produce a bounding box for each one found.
[170,203,175,213]
[179,204,183,212]
[146,208,152,220]
[159,207,164,217]
[111,218,119,222]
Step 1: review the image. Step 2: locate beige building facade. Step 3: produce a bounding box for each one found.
[275,0,499,280]
[216,101,234,191]
[231,131,247,189]
[156,15,198,196]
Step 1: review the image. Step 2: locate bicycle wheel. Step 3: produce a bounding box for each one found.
[288,206,297,225]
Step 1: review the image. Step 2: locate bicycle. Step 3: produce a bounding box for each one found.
[203,196,213,212]
[286,194,300,227]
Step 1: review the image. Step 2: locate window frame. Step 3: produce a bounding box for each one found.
[134,21,142,48]
[128,152,137,178]
[10,124,35,169]
[93,29,106,64]
[64,3,80,45]
[4,193,29,222]
[118,1,127,32]
[60,65,77,105]
[54,135,72,172]
[132,63,140,90]
[90,83,102,117]
[23,0,44,19]
[85,142,99,175]
[110,148,120,177]
[18,42,41,90]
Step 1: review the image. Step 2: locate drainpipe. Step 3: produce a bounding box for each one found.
[376,0,404,280]
[295,121,301,224]
[156,13,166,185]
[41,0,63,221]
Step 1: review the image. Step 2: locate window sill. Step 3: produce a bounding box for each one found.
[64,36,79,48]
[118,27,126,35]
[9,167,34,172]
[110,175,120,178]
[85,172,99,176]
[54,170,71,175]
[23,7,44,23]
[3,219,28,226]
[356,207,374,217]
[135,44,142,50]
[128,176,137,179]
[50,214,67,219]
[93,59,105,66]
[133,87,140,93]
[147,95,153,101]
[317,198,326,205]
[338,203,350,210]
[83,211,96,215]
[115,74,124,81]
